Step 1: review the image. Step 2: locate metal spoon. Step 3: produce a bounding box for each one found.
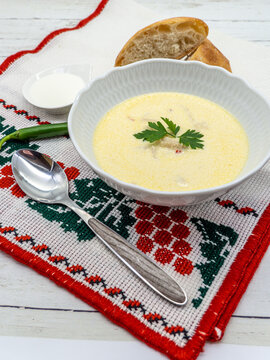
[11,149,187,305]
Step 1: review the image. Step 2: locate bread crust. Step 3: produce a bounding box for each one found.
[188,39,232,72]
[115,17,209,66]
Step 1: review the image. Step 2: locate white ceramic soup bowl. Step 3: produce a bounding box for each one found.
[68,59,270,206]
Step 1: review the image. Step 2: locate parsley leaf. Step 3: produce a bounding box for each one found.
[148,121,167,133]
[134,121,167,143]
[161,117,180,135]
[133,117,204,149]
[179,129,204,149]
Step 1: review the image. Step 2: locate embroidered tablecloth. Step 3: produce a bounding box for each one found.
[0,1,270,359]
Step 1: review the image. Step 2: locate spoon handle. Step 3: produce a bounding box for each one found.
[64,199,186,305]
[88,218,186,305]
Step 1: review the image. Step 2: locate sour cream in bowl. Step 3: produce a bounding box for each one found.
[68,59,270,206]
[22,63,92,115]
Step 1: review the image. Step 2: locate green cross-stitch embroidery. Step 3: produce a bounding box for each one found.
[27,177,136,241]
[0,116,39,166]
[191,217,238,308]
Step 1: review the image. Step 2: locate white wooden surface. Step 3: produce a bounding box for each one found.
[2,338,270,360]
[0,0,270,356]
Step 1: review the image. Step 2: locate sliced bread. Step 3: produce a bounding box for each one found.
[115,17,208,66]
[188,39,232,72]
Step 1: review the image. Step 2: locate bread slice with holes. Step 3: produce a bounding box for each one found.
[188,39,232,72]
[115,17,208,66]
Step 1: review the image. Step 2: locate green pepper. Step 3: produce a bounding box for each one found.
[0,122,68,150]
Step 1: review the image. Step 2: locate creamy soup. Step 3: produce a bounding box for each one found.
[93,93,248,192]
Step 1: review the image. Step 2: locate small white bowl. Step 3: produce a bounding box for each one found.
[22,63,92,115]
[68,59,270,206]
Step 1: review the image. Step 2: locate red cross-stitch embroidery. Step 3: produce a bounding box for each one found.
[215,198,258,217]
[0,165,25,197]
[0,99,47,124]
[135,203,194,275]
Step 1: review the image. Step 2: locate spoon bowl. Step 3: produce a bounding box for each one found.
[12,149,68,203]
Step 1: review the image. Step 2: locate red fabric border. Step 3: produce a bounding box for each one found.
[0,203,270,360]
[182,203,270,360]
[209,203,270,340]
[0,0,109,75]
[0,0,270,358]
